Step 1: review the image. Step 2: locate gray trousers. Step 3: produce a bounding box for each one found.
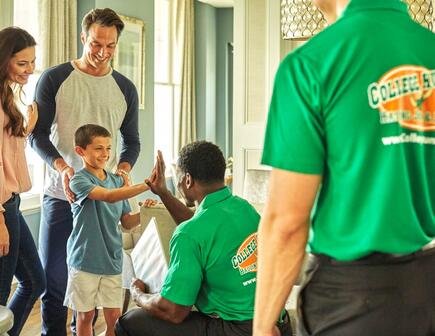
[298,248,435,336]
[115,308,292,336]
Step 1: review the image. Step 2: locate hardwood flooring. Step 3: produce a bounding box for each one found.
[20,299,107,336]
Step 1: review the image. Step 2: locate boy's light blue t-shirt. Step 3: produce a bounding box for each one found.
[67,168,131,275]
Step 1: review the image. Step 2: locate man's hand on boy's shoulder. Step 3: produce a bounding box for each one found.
[116,162,133,186]
[53,158,76,203]
[61,167,75,203]
[116,168,131,187]
[118,170,131,187]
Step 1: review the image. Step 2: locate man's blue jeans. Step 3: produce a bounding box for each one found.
[39,195,73,336]
[0,193,46,336]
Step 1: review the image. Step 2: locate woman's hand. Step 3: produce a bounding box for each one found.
[25,101,38,135]
[0,213,10,257]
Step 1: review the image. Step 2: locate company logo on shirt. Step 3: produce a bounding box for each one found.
[367,66,435,131]
[231,232,258,276]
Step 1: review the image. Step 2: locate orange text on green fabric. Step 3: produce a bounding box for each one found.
[231,232,258,276]
[367,66,435,131]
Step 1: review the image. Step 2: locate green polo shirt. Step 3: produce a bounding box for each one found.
[262,0,435,261]
[160,187,260,321]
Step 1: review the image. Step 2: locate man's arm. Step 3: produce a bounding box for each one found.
[118,78,140,170]
[130,278,191,324]
[156,190,194,225]
[29,69,63,168]
[29,69,78,202]
[146,151,194,224]
[253,169,321,336]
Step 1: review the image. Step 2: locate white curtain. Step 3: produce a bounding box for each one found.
[38,0,77,69]
[173,0,196,151]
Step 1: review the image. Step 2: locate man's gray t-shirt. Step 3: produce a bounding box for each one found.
[30,61,140,200]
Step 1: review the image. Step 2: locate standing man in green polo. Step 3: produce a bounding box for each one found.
[115,141,292,336]
[254,0,435,335]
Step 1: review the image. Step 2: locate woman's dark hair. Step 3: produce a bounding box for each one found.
[75,124,112,148]
[0,26,36,137]
[82,8,124,39]
[177,141,226,184]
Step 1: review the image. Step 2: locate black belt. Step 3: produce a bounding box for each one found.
[316,242,435,266]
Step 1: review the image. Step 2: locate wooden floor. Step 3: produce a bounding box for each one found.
[20,299,107,336]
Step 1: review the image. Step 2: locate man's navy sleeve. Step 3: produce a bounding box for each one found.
[113,70,140,168]
[29,64,74,168]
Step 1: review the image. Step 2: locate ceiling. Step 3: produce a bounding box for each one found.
[197,0,234,8]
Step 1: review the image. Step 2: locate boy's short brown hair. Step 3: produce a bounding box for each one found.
[75,124,111,148]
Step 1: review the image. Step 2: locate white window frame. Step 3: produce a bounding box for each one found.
[154,0,180,167]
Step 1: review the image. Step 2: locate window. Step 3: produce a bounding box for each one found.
[14,0,44,208]
[154,0,180,165]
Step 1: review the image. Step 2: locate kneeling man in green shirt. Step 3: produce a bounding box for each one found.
[115,141,291,336]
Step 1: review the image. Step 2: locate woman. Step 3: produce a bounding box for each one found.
[0,27,45,336]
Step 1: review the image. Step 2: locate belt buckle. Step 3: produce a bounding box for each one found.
[422,240,435,251]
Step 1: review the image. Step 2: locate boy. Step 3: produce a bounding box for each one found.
[64,124,148,336]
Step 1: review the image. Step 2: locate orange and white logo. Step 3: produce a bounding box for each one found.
[231,233,257,276]
[367,66,435,131]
